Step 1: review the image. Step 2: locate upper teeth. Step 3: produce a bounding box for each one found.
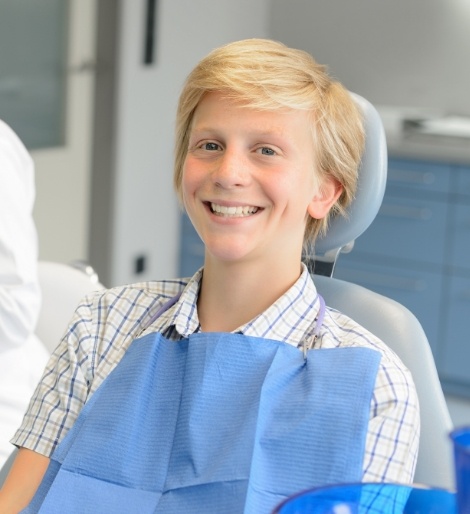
[211,203,259,217]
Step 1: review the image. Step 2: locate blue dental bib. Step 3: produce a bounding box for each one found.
[23,331,380,514]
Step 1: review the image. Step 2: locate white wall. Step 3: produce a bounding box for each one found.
[269,0,470,115]
[32,0,97,265]
[105,0,270,286]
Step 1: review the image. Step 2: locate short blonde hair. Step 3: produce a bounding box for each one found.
[174,38,365,246]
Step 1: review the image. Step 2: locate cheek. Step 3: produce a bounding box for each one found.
[274,166,317,204]
[181,160,195,191]
[181,160,203,208]
[180,165,192,207]
[182,156,202,183]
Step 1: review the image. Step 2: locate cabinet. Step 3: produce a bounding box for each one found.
[335,158,470,397]
[439,167,470,395]
[179,213,204,277]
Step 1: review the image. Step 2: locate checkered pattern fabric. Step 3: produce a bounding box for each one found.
[12,264,419,483]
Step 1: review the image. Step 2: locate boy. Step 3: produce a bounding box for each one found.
[0,39,419,514]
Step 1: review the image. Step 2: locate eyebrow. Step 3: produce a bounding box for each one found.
[190,125,288,139]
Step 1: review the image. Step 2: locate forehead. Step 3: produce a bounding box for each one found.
[190,92,314,139]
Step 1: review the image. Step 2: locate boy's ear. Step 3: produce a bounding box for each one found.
[307,177,343,219]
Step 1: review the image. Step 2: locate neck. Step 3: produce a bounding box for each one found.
[197,256,303,332]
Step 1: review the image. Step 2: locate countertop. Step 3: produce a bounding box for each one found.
[377,106,470,166]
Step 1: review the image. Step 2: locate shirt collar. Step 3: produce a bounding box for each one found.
[169,264,322,348]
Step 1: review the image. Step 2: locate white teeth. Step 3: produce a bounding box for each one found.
[210,203,259,217]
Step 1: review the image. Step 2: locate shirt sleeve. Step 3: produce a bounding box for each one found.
[10,283,167,457]
[0,120,41,352]
[362,357,420,483]
[11,293,97,457]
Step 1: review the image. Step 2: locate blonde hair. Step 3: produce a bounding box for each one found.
[174,38,365,246]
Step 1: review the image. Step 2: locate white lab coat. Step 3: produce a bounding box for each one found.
[0,120,49,466]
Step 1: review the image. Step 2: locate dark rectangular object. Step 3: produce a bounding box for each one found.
[143,0,157,65]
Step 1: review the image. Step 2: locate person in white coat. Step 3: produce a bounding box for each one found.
[0,120,49,467]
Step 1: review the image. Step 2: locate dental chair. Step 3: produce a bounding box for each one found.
[0,261,104,487]
[305,93,454,489]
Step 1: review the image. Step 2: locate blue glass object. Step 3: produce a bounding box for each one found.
[450,426,470,514]
[273,482,456,514]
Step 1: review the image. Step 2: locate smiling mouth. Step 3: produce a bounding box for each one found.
[210,202,260,218]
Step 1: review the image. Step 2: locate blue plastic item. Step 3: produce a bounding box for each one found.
[273,482,456,513]
[450,426,470,514]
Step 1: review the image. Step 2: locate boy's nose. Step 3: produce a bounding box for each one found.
[212,150,251,188]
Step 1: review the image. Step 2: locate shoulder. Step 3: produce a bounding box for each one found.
[66,278,189,351]
[91,278,188,304]
[62,278,190,392]
[81,278,189,325]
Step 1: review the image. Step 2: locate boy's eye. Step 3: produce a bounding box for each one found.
[257,147,276,156]
[203,142,220,151]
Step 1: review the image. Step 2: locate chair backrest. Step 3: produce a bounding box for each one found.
[314,275,454,489]
[36,261,105,353]
[306,93,388,277]
[309,94,454,489]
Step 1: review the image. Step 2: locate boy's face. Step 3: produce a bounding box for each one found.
[182,92,340,267]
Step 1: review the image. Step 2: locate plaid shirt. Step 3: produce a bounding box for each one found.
[12,264,419,483]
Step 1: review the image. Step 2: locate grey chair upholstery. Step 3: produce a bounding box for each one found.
[308,93,454,489]
[314,275,454,489]
[306,93,388,277]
